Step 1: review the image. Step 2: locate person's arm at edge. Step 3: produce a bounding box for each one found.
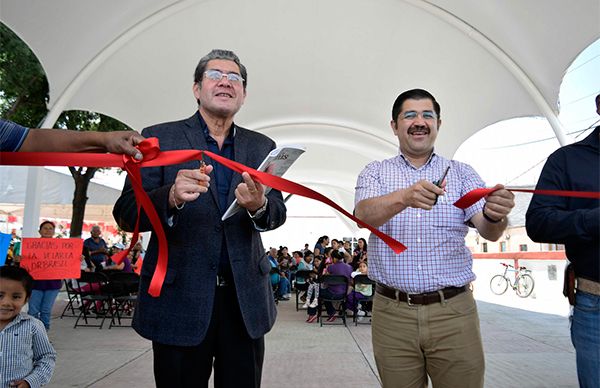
[526,152,600,244]
[20,128,145,160]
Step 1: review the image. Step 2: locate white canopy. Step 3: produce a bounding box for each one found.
[1,0,598,235]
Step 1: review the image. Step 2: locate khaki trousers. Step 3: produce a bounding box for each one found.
[372,289,484,388]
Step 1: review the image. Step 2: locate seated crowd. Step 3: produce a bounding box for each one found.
[267,235,372,324]
[4,225,370,328]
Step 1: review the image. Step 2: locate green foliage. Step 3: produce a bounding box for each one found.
[0,22,48,126]
[55,110,132,132]
[0,22,132,237]
[0,22,132,133]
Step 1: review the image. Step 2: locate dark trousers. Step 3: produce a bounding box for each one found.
[152,285,265,388]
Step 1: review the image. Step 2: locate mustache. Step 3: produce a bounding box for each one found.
[408,126,430,134]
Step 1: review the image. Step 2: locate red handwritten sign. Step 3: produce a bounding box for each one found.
[20,238,82,280]
[134,258,143,275]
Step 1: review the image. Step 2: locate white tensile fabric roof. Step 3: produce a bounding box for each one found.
[1,0,598,231]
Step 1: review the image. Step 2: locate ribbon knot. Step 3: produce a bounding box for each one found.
[123,137,161,165]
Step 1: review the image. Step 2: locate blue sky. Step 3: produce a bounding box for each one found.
[455,38,600,186]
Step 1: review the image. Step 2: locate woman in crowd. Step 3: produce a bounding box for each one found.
[352,238,368,270]
[104,243,133,273]
[313,235,329,256]
[28,221,62,331]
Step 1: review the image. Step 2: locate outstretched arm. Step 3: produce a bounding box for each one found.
[20,128,145,159]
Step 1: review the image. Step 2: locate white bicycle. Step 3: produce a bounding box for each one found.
[489,263,535,298]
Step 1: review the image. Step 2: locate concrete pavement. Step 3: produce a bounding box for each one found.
[45,282,577,387]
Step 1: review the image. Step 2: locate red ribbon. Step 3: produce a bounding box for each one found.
[453,187,600,209]
[0,138,406,296]
[5,140,597,296]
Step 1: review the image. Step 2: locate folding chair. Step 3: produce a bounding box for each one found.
[352,274,375,325]
[106,272,140,328]
[60,279,82,318]
[317,275,349,326]
[294,270,312,311]
[74,271,111,329]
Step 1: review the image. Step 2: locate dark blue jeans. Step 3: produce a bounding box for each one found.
[571,291,600,388]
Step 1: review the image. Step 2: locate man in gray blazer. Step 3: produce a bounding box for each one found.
[113,49,287,388]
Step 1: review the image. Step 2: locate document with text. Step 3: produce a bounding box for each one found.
[221,144,306,220]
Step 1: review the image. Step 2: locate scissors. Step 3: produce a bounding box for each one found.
[433,166,450,205]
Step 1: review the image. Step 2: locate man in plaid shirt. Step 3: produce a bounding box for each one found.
[354,89,514,388]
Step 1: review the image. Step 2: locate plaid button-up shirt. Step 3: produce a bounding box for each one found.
[354,152,485,293]
[0,313,56,388]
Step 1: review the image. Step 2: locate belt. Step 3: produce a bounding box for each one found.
[577,277,600,296]
[376,283,467,305]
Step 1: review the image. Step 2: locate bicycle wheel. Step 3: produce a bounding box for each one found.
[515,274,535,298]
[490,275,509,295]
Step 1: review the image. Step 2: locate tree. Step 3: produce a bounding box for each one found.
[0,23,48,126]
[1,22,131,238]
[55,111,130,237]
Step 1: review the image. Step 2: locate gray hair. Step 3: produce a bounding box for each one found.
[193,49,247,90]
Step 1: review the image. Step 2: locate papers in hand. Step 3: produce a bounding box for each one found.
[221,144,306,220]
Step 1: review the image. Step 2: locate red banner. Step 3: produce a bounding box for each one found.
[19,238,82,280]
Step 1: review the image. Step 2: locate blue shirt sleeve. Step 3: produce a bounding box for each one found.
[0,119,30,151]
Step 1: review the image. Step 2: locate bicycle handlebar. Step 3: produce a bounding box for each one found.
[500,263,528,271]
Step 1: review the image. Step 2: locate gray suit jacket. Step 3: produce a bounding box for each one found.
[112,113,287,346]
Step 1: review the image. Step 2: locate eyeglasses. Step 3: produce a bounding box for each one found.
[203,69,244,83]
[400,110,438,121]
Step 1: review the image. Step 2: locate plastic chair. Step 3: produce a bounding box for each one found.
[317,275,349,326]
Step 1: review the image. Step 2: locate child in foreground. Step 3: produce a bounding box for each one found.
[0,266,56,388]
